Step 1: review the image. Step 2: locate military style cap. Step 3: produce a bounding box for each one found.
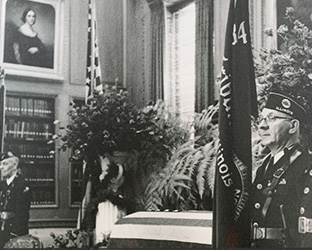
[265,91,307,121]
[0,152,15,161]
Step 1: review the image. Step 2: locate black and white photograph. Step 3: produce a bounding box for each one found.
[1,0,312,248]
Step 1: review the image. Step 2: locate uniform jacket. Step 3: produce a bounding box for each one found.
[251,146,309,246]
[298,165,312,247]
[0,174,31,247]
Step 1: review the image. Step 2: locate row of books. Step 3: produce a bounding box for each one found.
[31,187,55,204]
[22,166,54,180]
[5,143,54,160]
[6,96,54,117]
[5,119,53,140]
[25,178,54,182]
[31,201,55,205]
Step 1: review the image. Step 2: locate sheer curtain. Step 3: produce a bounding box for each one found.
[195,0,214,112]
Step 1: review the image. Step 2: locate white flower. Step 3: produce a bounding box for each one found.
[52,135,59,140]
[99,171,108,181]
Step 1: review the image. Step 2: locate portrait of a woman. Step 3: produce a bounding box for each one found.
[3,0,55,69]
[13,8,48,68]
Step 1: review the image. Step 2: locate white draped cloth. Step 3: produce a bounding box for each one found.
[95,199,126,244]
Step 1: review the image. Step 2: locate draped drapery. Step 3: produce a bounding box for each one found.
[147,0,164,101]
[146,0,214,107]
[195,0,214,112]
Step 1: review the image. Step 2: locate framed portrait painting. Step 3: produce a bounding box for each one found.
[0,0,63,81]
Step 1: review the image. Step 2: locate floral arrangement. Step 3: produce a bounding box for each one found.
[49,230,89,248]
[255,7,312,150]
[54,84,148,160]
[52,84,190,164]
[51,83,192,220]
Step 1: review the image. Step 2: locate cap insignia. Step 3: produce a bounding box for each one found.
[281,98,291,109]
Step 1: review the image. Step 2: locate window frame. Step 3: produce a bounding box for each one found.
[163,0,196,120]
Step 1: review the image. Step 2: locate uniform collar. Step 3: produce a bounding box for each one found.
[272,145,298,164]
[6,173,17,186]
[273,150,284,164]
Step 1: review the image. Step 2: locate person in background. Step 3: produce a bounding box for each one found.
[251,91,309,248]
[82,153,135,247]
[13,8,49,68]
[0,152,31,248]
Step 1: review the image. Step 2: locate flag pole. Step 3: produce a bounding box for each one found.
[90,0,95,99]
[0,68,5,153]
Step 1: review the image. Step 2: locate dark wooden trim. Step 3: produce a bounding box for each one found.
[146,0,163,9]
[165,0,194,13]
[29,218,78,228]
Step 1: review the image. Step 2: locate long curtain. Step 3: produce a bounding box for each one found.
[147,0,165,101]
[195,0,214,112]
[147,0,214,106]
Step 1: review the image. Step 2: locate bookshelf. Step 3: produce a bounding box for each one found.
[4,94,56,207]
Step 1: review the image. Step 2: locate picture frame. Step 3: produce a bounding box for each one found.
[0,0,64,81]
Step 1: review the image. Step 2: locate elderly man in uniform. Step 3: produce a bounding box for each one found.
[251,91,309,248]
[0,152,31,248]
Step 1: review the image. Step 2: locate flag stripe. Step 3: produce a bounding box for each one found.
[109,224,212,244]
[108,239,210,249]
[116,217,212,227]
[109,211,213,247]
[124,211,213,220]
[85,0,102,103]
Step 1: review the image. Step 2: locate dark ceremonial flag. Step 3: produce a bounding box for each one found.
[213,0,258,247]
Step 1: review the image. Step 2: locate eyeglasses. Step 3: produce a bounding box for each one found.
[257,114,291,123]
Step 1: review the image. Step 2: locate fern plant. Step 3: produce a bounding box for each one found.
[142,102,266,211]
[143,103,219,211]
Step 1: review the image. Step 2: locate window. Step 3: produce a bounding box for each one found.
[164,2,196,121]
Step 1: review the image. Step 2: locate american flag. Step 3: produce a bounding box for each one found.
[85,0,103,103]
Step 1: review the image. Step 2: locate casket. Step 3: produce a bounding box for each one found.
[107,210,213,248]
